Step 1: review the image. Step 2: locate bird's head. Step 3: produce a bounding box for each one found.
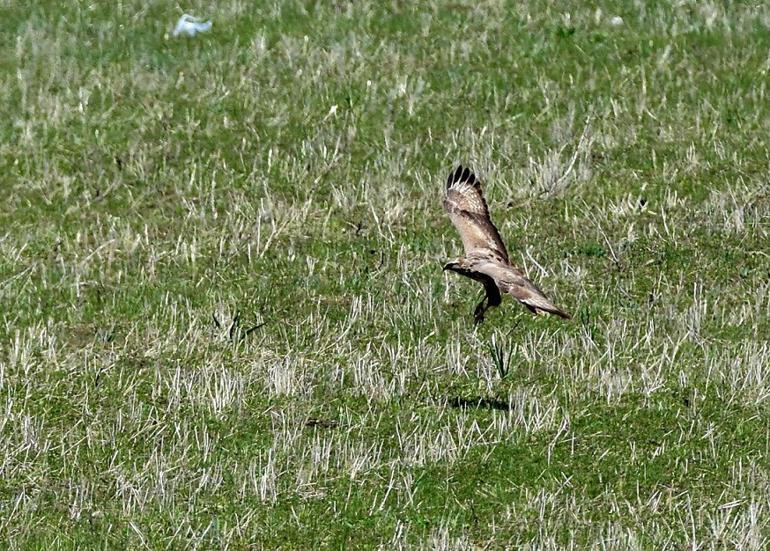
[442,259,464,272]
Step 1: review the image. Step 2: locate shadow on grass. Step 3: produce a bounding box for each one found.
[447,396,513,411]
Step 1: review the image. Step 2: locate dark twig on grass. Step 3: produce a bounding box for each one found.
[229,313,240,341]
[242,320,267,338]
[212,311,266,342]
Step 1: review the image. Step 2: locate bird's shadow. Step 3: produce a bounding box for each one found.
[447,396,513,411]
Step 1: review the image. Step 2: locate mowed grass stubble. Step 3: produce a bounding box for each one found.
[1,1,769,547]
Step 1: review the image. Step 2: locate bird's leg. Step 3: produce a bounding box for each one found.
[473,296,488,324]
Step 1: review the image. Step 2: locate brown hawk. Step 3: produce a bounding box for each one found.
[443,165,571,323]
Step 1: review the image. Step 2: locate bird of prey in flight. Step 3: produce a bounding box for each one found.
[442,165,571,323]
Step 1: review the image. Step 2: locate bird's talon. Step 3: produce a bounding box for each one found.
[473,303,486,324]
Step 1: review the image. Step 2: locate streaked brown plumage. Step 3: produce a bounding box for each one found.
[442,165,571,323]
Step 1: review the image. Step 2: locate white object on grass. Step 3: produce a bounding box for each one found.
[172,14,212,37]
[323,105,338,121]
[609,16,624,26]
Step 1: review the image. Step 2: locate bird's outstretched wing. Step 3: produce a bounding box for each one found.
[475,260,572,319]
[442,165,509,263]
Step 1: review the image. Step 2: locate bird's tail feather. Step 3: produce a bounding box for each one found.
[505,281,572,320]
[524,301,572,320]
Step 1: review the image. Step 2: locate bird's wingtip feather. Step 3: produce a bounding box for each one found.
[447,164,480,190]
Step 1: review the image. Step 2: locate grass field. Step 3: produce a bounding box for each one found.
[2,0,770,547]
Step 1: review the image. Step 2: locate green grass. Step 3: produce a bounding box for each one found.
[2,0,770,547]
